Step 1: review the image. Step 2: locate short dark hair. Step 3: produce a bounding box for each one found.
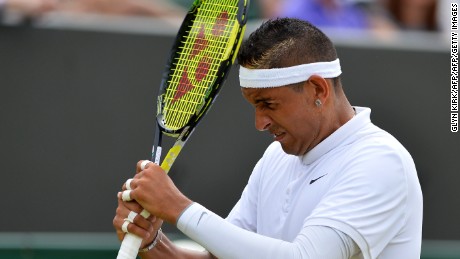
[238,18,341,87]
[238,17,338,68]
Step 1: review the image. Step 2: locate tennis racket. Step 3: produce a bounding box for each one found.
[117,0,249,258]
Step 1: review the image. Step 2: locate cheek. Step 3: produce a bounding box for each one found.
[287,112,319,139]
[276,99,316,134]
[291,121,315,139]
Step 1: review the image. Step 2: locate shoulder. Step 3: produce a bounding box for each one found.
[349,125,415,173]
[331,126,419,203]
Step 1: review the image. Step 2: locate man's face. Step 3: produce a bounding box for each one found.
[242,85,321,156]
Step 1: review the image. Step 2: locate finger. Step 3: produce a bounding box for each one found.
[126,178,134,190]
[114,207,153,239]
[115,229,125,242]
[122,176,143,191]
[122,178,134,191]
[113,203,128,240]
[119,188,142,203]
[141,160,153,170]
[114,198,144,225]
[121,220,130,233]
[121,176,144,191]
[125,210,138,223]
[137,160,153,173]
[118,193,144,212]
[121,190,133,202]
[124,210,152,231]
[117,192,152,224]
[152,217,163,230]
[114,194,153,241]
[115,214,152,239]
[146,214,156,222]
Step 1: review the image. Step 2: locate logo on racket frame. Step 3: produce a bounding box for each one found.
[172,11,231,104]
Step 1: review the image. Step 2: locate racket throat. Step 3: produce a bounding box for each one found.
[152,127,163,163]
[153,146,162,164]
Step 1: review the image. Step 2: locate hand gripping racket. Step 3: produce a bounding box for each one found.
[116,0,249,258]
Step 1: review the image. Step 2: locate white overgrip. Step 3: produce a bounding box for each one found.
[117,209,151,259]
[117,233,143,259]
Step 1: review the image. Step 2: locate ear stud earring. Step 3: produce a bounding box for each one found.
[315,99,322,107]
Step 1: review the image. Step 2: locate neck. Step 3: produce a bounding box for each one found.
[334,88,355,126]
[310,97,353,153]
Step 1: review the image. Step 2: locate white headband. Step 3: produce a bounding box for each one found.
[239,59,342,88]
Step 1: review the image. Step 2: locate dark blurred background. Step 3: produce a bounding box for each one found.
[1,0,457,258]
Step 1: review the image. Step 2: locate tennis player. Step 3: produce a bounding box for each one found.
[113,18,423,259]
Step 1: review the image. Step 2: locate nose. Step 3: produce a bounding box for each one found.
[255,109,271,131]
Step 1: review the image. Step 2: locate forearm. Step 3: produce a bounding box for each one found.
[139,230,216,259]
[177,203,359,259]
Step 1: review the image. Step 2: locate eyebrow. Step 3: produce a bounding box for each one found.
[254,97,274,104]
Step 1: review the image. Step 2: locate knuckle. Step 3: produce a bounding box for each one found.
[135,191,144,201]
[127,222,139,235]
[115,206,123,215]
[136,160,144,168]
[112,217,119,228]
[133,203,143,212]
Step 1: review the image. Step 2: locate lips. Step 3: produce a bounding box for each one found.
[272,132,285,141]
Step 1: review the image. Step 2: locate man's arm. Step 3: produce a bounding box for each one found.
[177,203,360,259]
[115,201,359,259]
[118,161,360,258]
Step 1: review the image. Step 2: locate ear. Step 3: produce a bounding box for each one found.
[307,75,331,105]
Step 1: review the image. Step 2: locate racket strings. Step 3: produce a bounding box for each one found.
[162,0,240,130]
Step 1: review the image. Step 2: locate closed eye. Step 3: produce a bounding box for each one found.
[255,99,277,110]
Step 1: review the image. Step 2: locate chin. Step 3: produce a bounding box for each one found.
[280,143,302,156]
[280,141,311,156]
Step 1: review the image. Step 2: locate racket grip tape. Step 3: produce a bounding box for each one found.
[117,209,151,259]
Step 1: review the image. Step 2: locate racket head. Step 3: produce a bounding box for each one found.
[156,0,249,138]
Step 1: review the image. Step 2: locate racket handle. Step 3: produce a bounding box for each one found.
[117,209,152,259]
[117,233,143,259]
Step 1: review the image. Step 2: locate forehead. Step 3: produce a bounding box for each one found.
[241,87,287,102]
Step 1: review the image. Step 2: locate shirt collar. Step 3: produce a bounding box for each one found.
[300,107,371,165]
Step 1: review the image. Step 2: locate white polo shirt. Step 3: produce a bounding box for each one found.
[226,107,423,258]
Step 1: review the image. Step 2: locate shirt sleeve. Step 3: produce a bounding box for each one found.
[177,203,360,259]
